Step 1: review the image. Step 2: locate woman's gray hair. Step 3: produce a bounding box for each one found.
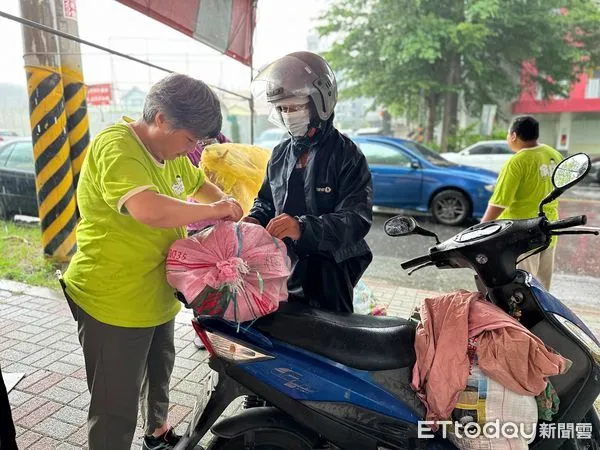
[142,73,222,138]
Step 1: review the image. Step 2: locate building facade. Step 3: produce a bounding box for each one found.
[512,63,600,156]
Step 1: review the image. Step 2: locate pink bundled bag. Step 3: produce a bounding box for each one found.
[166,221,292,323]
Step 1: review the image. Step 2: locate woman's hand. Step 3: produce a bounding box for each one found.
[211,198,244,222]
[241,216,261,225]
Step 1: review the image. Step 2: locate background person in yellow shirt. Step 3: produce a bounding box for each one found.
[481,115,563,290]
[62,74,243,450]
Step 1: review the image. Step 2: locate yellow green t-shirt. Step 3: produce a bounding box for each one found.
[64,117,206,327]
[489,144,563,247]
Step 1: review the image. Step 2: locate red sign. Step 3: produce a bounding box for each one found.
[63,0,77,19]
[560,134,568,146]
[86,84,113,106]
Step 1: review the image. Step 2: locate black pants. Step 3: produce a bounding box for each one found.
[0,364,18,450]
[60,280,175,450]
[287,254,371,313]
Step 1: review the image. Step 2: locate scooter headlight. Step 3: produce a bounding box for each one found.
[553,314,600,364]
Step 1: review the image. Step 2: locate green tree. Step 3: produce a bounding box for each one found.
[319,0,600,151]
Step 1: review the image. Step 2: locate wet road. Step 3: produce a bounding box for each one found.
[363,185,600,301]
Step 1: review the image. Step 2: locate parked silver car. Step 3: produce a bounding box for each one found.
[441,140,513,173]
[255,128,286,151]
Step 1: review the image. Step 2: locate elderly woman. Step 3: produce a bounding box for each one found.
[62,73,243,450]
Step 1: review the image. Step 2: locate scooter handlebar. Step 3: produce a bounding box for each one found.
[401,254,433,270]
[547,215,587,231]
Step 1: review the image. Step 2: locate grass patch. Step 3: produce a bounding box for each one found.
[0,220,64,290]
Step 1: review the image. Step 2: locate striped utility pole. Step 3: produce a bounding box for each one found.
[54,0,90,190]
[19,0,77,262]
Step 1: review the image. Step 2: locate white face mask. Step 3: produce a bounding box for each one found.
[281,109,310,137]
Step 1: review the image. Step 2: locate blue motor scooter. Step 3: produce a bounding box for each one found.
[175,153,600,450]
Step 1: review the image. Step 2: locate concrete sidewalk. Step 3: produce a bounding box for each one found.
[0,277,598,449]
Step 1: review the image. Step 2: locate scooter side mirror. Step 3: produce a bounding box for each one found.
[539,153,591,216]
[384,216,417,237]
[384,216,441,244]
[553,153,590,189]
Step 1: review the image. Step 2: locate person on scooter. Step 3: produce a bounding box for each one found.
[243,51,373,313]
[481,115,563,290]
[61,73,243,450]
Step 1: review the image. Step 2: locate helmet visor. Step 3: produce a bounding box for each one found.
[251,55,319,103]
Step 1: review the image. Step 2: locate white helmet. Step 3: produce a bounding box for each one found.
[252,51,338,122]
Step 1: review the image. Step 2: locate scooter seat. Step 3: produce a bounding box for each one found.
[254,302,417,371]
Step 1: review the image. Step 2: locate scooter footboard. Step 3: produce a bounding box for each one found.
[211,406,323,446]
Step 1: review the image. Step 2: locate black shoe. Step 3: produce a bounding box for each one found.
[141,427,181,450]
[193,334,206,350]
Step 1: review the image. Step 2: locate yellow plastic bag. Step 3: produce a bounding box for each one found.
[200,143,270,215]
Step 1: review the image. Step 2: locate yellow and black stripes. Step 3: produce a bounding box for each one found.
[26,65,77,262]
[61,66,90,189]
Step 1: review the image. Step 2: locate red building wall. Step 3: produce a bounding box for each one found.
[513,63,600,114]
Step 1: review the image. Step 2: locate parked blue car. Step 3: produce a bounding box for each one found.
[352,136,498,226]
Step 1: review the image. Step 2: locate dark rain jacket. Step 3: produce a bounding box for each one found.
[248,120,373,309]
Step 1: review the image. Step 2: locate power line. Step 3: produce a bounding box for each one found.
[0,9,252,101]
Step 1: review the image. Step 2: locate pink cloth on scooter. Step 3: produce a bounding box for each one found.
[166,221,292,322]
[411,290,571,425]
